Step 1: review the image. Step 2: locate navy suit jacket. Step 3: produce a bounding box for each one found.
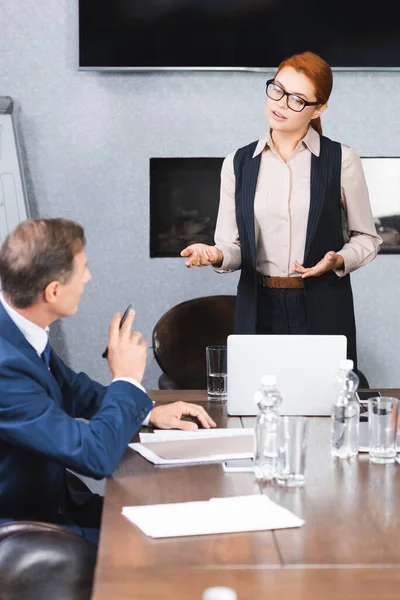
[0,303,153,525]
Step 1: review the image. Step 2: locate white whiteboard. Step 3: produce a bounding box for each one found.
[0,97,29,246]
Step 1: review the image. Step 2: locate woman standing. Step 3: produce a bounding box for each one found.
[181,51,382,373]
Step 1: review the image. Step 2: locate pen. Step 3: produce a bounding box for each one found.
[102,304,132,359]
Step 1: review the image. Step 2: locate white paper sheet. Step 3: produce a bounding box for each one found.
[129,441,254,465]
[131,428,255,465]
[139,428,254,443]
[122,494,305,538]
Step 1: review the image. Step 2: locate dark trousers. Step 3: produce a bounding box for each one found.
[256,284,368,387]
[256,285,308,335]
[66,491,103,547]
[0,493,103,548]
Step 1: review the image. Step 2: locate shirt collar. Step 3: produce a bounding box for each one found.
[252,126,321,158]
[0,292,49,356]
[252,134,270,158]
[302,126,321,156]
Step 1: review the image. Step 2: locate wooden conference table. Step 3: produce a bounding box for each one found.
[92,390,400,600]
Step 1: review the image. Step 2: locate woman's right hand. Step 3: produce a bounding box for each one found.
[180,243,223,268]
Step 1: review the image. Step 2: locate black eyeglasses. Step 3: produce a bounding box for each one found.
[266,79,320,113]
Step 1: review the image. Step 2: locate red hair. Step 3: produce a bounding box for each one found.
[274,51,333,135]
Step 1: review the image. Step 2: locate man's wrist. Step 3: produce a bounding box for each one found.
[112,373,143,383]
[112,376,145,394]
[112,378,154,426]
[142,407,154,427]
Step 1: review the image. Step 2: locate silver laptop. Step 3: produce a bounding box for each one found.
[227,334,347,416]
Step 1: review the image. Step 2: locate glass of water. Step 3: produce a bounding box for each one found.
[205,345,227,400]
[276,416,308,487]
[368,396,399,464]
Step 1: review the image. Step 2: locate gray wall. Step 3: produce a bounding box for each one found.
[2,1,400,389]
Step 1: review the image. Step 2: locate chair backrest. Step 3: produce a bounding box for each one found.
[152,295,236,389]
[0,522,97,600]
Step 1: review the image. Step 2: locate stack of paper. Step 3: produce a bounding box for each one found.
[129,428,255,465]
[138,428,254,443]
[122,494,305,538]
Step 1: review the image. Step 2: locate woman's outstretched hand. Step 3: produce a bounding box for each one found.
[180,243,223,268]
[292,251,344,278]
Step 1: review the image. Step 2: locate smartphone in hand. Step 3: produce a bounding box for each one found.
[102,304,132,359]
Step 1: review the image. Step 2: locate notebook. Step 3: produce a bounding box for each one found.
[227,334,347,416]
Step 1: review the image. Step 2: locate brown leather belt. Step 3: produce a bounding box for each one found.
[258,274,304,289]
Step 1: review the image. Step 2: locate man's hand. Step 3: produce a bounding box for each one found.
[180,244,223,268]
[107,309,147,383]
[292,251,344,279]
[148,401,217,431]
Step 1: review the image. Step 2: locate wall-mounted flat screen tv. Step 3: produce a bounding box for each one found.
[79,0,400,71]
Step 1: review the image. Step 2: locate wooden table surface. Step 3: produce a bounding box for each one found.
[91,389,400,600]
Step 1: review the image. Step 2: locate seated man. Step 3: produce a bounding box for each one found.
[0,218,216,545]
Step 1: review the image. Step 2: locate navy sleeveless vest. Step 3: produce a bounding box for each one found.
[232,134,357,366]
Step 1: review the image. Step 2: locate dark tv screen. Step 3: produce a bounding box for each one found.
[79,0,400,70]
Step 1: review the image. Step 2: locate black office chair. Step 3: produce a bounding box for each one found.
[0,521,97,600]
[356,369,369,389]
[152,295,236,389]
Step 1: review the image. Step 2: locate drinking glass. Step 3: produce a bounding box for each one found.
[368,396,399,464]
[205,345,227,400]
[276,416,308,487]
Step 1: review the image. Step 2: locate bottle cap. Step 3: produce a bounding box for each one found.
[202,588,238,600]
[339,359,354,370]
[260,374,277,386]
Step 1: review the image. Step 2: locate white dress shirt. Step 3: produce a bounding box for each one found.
[215,127,382,277]
[0,293,153,426]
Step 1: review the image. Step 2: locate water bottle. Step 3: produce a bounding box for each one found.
[254,375,283,481]
[330,359,360,458]
[202,587,237,600]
